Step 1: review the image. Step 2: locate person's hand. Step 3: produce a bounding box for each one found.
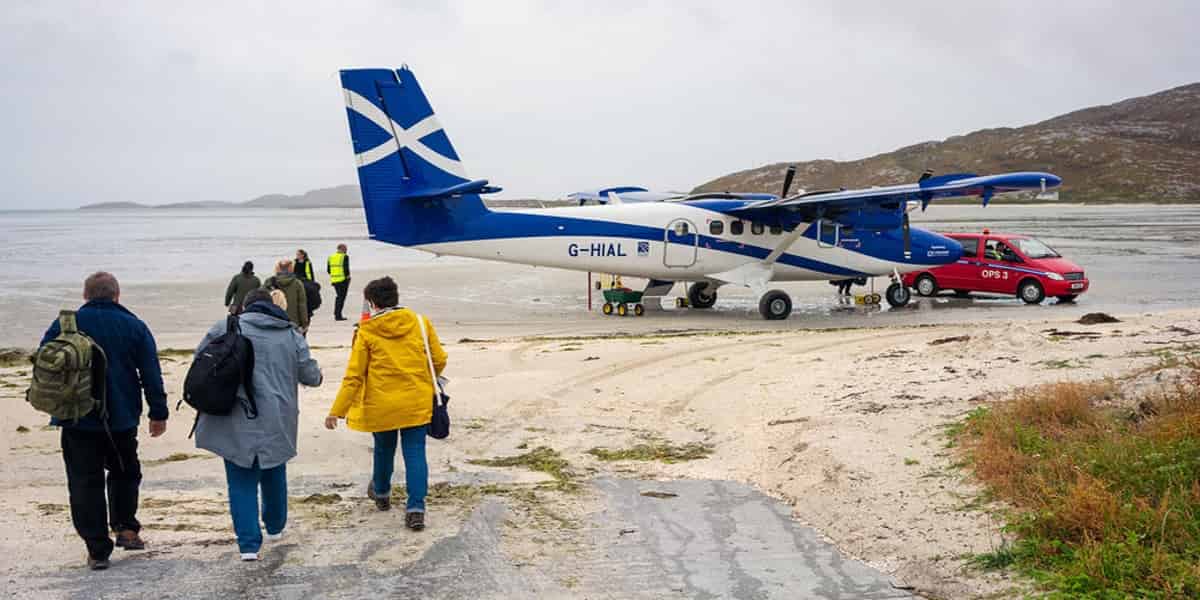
[324,416,339,430]
[148,420,167,438]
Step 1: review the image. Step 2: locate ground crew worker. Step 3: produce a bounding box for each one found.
[293,249,315,281]
[328,244,351,321]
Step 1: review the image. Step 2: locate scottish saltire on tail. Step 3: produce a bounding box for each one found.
[339,66,1063,320]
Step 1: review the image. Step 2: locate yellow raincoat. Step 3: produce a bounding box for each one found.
[329,308,447,432]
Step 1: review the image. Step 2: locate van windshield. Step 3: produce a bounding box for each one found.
[1011,237,1060,259]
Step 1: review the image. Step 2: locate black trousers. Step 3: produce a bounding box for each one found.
[61,427,142,559]
[333,280,350,318]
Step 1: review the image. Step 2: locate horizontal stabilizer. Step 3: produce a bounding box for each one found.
[396,179,502,201]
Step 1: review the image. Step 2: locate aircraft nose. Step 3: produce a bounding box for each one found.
[1045,173,1063,188]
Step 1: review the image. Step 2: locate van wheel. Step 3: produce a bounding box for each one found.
[1018,280,1045,304]
[914,274,938,297]
[885,283,911,307]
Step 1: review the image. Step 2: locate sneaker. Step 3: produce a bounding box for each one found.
[265,530,284,542]
[367,485,391,511]
[240,552,259,562]
[87,557,111,571]
[114,530,145,550]
[405,511,425,531]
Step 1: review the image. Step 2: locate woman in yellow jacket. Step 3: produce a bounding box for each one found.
[324,277,447,530]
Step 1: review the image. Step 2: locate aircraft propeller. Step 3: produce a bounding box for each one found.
[780,165,797,198]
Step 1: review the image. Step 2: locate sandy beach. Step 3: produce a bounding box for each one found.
[3,274,1198,598]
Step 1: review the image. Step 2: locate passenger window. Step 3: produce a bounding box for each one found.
[730,220,744,235]
[751,222,764,235]
[709,221,724,235]
[956,238,977,258]
[769,224,782,235]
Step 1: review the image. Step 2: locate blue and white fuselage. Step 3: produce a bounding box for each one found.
[339,67,1062,319]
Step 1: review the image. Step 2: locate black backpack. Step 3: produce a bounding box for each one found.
[181,314,257,436]
[302,279,322,313]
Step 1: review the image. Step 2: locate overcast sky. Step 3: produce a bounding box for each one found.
[1,1,1197,209]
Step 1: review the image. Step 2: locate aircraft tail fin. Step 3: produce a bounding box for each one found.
[339,67,494,245]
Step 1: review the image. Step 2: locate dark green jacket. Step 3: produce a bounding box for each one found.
[225,273,261,308]
[263,273,309,329]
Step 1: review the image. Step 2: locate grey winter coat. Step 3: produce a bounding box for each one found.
[193,307,322,469]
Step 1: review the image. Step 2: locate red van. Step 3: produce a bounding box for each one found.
[901,232,1089,304]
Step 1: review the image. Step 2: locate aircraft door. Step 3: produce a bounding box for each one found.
[663,218,698,267]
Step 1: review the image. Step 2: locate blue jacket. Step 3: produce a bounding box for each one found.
[39,300,168,432]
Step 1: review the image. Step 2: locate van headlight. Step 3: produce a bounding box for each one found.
[1045,272,1064,281]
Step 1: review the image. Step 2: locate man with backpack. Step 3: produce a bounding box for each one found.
[30,272,167,571]
[192,289,322,561]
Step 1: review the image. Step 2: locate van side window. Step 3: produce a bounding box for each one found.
[709,221,724,235]
[751,222,764,235]
[730,220,744,235]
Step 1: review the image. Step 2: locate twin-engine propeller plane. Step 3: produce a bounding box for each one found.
[340,67,1063,320]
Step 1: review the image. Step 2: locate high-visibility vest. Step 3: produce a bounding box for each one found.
[328,253,348,283]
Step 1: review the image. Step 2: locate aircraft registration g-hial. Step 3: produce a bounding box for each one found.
[339,67,1063,320]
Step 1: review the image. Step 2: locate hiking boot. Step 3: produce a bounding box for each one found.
[405,511,425,531]
[367,485,391,511]
[114,530,145,550]
[115,530,145,550]
[87,557,111,571]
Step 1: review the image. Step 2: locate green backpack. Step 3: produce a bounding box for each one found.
[26,310,107,422]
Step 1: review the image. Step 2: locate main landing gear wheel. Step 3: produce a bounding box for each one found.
[914,274,938,297]
[1018,279,1045,305]
[687,282,718,309]
[758,290,792,320]
[885,283,911,308]
[601,302,614,315]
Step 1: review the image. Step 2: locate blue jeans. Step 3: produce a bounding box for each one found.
[223,458,287,554]
[372,426,428,513]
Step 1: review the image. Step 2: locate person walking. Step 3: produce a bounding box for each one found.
[327,244,350,321]
[194,289,322,561]
[225,261,261,315]
[263,260,309,332]
[293,250,315,282]
[325,277,446,531]
[36,272,168,571]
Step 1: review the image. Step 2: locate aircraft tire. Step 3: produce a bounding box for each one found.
[617,303,629,317]
[914,274,938,297]
[687,282,718,309]
[602,302,614,315]
[634,303,645,316]
[758,290,792,320]
[885,283,911,308]
[1018,279,1045,305]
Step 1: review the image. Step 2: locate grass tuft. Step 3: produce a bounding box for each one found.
[467,446,577,491]
[956,363,1200,597]
[587,441,713,464]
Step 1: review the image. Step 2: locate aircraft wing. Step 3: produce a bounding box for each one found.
[725,172,1062,221]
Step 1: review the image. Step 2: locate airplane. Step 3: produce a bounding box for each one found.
[339,66,1063,320]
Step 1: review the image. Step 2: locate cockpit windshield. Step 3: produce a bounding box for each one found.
[1011,237,1060,259]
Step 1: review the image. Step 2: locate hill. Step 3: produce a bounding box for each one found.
[694,83,1200,203]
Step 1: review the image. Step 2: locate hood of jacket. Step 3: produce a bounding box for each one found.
[241,302,294,328]
[360,308,418,339]
[273,272,297,286]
